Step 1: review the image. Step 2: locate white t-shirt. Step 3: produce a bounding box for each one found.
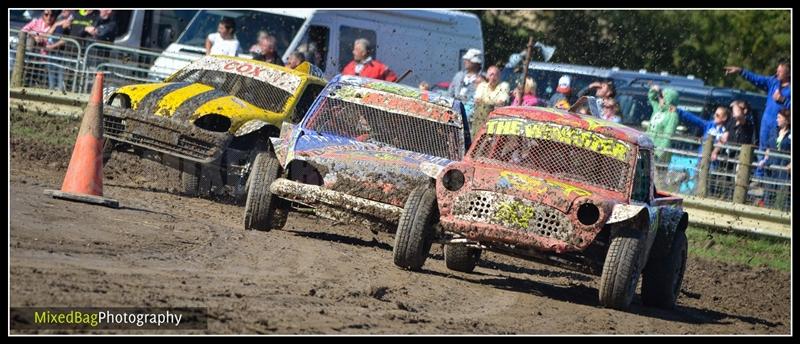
[207,33,241,56]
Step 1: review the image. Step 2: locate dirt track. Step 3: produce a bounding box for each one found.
[9,119,791,334]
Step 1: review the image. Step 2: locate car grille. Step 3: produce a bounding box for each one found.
[452,190,575,242]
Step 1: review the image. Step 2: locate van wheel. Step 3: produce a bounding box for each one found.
[598,229,644,310]
[641,230,687,309]
[393,184,437,271]
[444,244,481,272]
[243,152,285,231]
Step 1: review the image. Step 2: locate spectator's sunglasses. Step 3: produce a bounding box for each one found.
[43,12,53,17]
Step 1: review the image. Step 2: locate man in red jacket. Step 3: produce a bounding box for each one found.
[341,38,398,82]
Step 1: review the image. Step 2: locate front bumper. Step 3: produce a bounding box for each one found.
[270,178,403,225]
[440,218,578,253]
[440,190,597,253]
[103,106,232,164]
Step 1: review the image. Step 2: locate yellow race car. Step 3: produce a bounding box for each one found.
[102,55,327,198]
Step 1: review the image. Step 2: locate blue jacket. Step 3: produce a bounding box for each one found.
[740,69,791,149]
[677,108,727,145]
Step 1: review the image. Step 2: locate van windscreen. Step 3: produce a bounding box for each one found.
[177,10,304,58]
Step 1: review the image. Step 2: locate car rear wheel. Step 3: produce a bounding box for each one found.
[243,151,286,231]
[598,229,645,310]
[181,162,201,196]
[102,138,115,166]
[444,244,481,273]
[641,230,687,309]
[393,184,438,271]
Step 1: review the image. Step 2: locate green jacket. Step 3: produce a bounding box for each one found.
[646,87,679,159]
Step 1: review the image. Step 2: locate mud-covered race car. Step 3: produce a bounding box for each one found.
[394,106,689,311]
[102,55,327,198]
[243,75,471,232]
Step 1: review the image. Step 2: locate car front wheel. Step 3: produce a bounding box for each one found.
[393,184,438,271]
[243,151,286,231]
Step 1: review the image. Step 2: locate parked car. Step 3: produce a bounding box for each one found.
[617,81,766,139]
[102,55,327,200]
[393,105,689,311]
[501,61,705,106]
[243,74,471,233]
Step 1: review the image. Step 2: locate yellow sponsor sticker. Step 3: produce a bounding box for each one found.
[485,118,630,161]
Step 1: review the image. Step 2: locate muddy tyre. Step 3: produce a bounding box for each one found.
[243,152,283,231]
[393,184,438,271]
[641,230,687,309]
[598,230,644,310]
[181,162,201,196]
[444,244,481,273]
[102,139,114,166]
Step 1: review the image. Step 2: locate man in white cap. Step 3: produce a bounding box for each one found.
[448,48,484,114]
[549,75,572,109]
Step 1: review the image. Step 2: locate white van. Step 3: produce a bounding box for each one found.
[149,9,483,86]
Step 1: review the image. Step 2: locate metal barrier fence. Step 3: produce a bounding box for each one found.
[9,29,82,92]
[652,133,791,212]
[9,29,196,93]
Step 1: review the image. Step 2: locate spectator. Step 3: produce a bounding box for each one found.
[448,48,484,119]
[71,9,97,38]
[646,85,680,162]
[677,105,730,160]
[577,80,616,112]
[419,81,430,91]
[20,10,56,87]
[510,77,543,106]
[45,10,74,91]
[250,31,280,64]
[21,9,55,47]
[600,98,622,123]
[721,100,755,148]
[474,66,510,107]
[758,109,791,179]
[205,17,240,56]
[285,51,305,69]
[297,42,323,68]
[549,75,572,109]
[724,63,791,150]
[341,38,397,82]
[574,103,591,116]
[471,65,509,135]
[83,9,117,42]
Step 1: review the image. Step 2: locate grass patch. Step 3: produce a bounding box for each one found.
[686,226,791,271]
[10,109,81,147]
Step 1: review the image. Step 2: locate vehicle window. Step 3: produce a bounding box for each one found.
[304,88,463,160]
[338,25,377,72]
[470,131,631,193]
[631,149,652,203]
[617,94,651,127]
[177,10,304,56]
[297,25,330,71]
[291,83,325,123]
[142,10,197,50]
[113,11,133,39]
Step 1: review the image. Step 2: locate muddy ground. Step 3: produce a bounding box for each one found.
[9,110,791,334]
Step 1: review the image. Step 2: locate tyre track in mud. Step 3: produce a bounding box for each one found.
[9,145,790,334]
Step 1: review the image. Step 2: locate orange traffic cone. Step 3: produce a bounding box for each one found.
[44,72,119,208]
